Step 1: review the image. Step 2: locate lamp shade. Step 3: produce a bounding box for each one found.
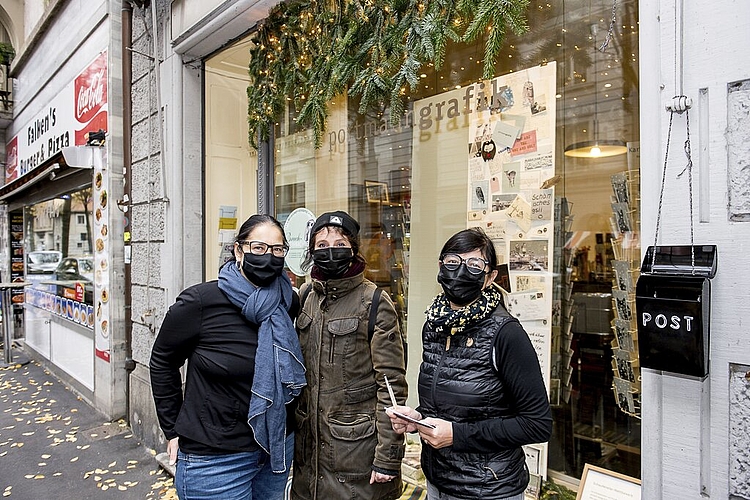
[564,140,628,158]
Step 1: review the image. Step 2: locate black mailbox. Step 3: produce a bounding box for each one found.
[635,245,717,378]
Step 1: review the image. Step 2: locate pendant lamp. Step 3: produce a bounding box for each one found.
[564,22,627,159]
[564,138,627,158]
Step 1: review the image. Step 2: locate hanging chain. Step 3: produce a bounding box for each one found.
[598,0,617,53]
[652,96,696,274]
[677,108,695,273]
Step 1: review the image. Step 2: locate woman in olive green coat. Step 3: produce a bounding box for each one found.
[291,211,407,500]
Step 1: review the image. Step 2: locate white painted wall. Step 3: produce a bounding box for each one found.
[640,1,750,498]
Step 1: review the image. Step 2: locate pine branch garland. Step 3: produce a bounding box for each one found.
[247,0,530,148]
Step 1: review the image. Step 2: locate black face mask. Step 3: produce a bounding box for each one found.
[241,252,285,287]
[312,247,354,279]
[437,263,486,306]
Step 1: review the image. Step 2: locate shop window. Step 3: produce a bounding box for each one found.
[24,187,95,316]
[203,38,259,279]
[208,0,641,483]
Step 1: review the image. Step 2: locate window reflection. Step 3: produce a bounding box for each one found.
[238,0,640,483]
[24,187,95,314]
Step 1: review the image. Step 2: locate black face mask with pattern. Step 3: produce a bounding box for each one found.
[437,263,486,306]
[312,247,354,279]
[241,252,285,287]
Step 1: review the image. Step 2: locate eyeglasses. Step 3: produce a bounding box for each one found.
[238,240,289,257]
[440,253,490,275]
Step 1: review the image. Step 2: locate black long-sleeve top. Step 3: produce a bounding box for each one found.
[149,280,298,454]
[453,320,552,451]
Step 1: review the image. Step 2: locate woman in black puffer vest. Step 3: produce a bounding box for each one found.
[387,228,552,500]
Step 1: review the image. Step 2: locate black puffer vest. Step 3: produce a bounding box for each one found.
[418,305,529,499]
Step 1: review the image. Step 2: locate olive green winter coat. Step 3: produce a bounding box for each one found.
[291,271,407,500]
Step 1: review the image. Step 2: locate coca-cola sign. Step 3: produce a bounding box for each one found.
[75,51,108,124]
[4,48,109,185]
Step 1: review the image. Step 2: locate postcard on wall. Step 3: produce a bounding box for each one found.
[550,328,562,353]
[504,290,548,320]
[507,195,532,233]
[483,220,507,240]
[522,320,551,368]
[473,121,494,143]
[219,243,235,268]
[509,239,549,272]
[492,194,516,213]
[471,180,490,210]
[525,152,553,172]
[502,162,522,193]
[520,171,541,190]
[511,130,538,156]
[469,156,486,181]
[515,274,547,293]
[218,205,239,243]
[530,189,554,221]
[494,120,523,149]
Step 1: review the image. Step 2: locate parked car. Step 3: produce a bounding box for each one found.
[55,257,94,283]
[27,251,63,274]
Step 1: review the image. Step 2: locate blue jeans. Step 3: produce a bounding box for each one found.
[426,481,524,500]
[176,433,294,500]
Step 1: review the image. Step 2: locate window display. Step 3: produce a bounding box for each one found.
[24,187,95,327]
[206,0,641,484]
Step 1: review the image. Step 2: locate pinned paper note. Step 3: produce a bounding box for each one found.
[511,130,538,156]
[494,120,522,149]
[506,195,532,233]
[504,290,549,320]
[530,189,553,221]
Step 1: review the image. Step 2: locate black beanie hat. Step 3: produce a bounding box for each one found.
[311,211,360,238]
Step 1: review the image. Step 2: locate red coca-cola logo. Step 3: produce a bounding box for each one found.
[5,136,18,182]
[75,51,108,124]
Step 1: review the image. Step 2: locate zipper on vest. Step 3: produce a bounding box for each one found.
[432,341,448,402]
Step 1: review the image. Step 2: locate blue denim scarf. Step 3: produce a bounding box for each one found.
[218,262,306,473]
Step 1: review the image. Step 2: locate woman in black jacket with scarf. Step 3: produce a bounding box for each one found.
[387,228,552,500]
[150,214,306,500]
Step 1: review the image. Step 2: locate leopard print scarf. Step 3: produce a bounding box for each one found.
[425,283,504,335]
